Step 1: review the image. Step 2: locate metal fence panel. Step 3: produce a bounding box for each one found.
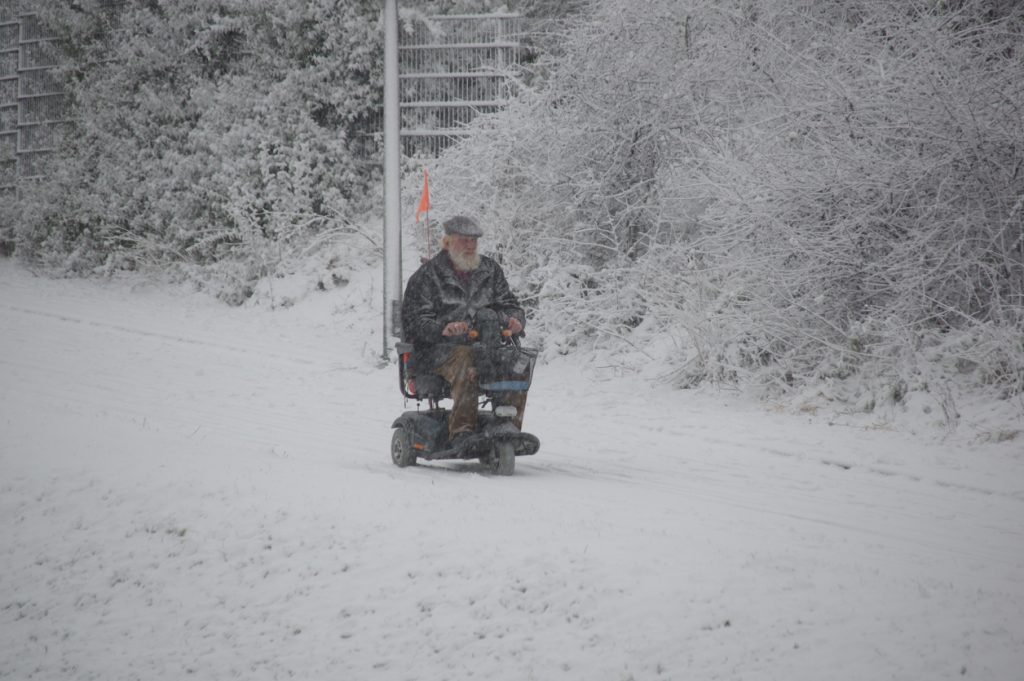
[19,119,68,153]
[0,49,15,78]
[0,22,17,49]
[0,11,69,191]
[0,103,14,132]
[20,39,60,69]
[18,14,50,42]
[19,93,67,125]
[0,76,14,105]
[360,12,525,160]
[0,128,13,158]
[18,67,60,97]
[17,148,48,177]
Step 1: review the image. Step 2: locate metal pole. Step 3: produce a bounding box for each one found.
[382,0,402,359]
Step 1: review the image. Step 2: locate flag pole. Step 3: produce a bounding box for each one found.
[424,207,431,259]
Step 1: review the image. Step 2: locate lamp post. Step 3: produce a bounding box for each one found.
[382,0,402,359]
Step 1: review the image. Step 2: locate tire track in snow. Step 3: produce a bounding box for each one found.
[0,296,387,469]
[1,302,317,366]
[522,398,1024,573]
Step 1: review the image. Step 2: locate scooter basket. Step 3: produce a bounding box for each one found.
[478,345,536,392]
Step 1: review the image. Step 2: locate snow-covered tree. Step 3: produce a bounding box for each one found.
[3,0,585,301]
[431,0,1024,407]
[8,0,383,301]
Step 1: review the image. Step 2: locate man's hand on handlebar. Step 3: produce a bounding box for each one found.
[442,321,470,337]
[442,317,523,338]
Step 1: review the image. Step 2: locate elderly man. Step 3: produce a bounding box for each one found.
[401,215,527,446]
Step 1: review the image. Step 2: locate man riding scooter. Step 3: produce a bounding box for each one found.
[400,215,528,449]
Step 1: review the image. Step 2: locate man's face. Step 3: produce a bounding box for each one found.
[449,234,478,258]
[447,234,481,272]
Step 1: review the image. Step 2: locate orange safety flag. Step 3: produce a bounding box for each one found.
[414,169,431,222]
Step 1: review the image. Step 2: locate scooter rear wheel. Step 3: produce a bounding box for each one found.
[391,426,417,467]
[492,441,515,476]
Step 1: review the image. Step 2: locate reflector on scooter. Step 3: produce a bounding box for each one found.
[494,405,518,418]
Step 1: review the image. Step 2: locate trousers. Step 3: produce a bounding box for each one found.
[436,345,528,437]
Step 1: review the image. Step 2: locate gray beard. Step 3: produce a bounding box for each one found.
[449,250,481,272]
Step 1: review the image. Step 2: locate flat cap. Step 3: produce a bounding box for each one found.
[442,215,483,237]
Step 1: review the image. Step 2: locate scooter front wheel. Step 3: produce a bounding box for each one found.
[492,441,515,476]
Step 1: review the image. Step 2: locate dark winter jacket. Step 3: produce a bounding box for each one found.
[401,250,525,373]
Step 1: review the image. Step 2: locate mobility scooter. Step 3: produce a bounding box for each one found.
[391,308,540,475]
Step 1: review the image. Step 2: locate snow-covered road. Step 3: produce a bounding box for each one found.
[1,260,1021,680]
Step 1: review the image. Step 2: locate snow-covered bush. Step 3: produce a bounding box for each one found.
[430,0,1024,411]
[693,1,1024,393]
[6,0,383,302]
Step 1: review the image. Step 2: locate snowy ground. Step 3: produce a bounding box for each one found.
[1,257,1022,681]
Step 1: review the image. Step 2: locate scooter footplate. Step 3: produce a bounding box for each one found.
[422,431,540,461]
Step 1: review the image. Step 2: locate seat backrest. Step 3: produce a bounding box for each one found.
[396,342,450,401]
